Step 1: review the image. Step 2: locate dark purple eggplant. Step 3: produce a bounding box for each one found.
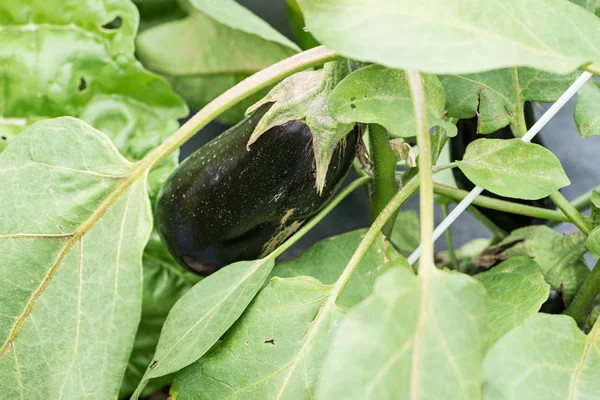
[451,102,554,232]
[156,105,359,275]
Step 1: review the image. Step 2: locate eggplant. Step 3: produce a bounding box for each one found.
[156,105,359,275]
[451,102,554,232]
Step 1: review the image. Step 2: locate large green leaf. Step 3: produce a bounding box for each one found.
[485,226,589,304]
[171,230,407,399]
[131,257,275,398]
[329,65,456,138]
[440,68,580,134]
[296,0,600,74]
[574,80,600,138]
[0,118,152,399]
[456,139,570,200]
[171,276,340,399]
[0,0,187,200]
[390,210,420,255]
[484,314,600,399]
[476,257,550,348]
[120,233,201,398]
[136,0,298,124]
[272,229,407,308]
[317,268,487,400]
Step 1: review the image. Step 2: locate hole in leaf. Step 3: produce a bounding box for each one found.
[264,338,275,346]
[350,97,356,101]
[350,104,357,109]
[78,77,87,92]
[1,136,6,141]
[102,16,122,30]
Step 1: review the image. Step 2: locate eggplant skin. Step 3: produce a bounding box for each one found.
[156,105,359,275]
[451,102,554,232]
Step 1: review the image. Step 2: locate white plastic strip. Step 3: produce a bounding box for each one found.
[407,71,594,266]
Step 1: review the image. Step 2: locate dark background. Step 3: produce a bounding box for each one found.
[179,0,600,258]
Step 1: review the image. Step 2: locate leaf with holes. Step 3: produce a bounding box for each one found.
[328,65,456,138]
[296,0,600,74]
[476,257,550,348]
[170,276,340,400]
[130,256,275,399]
[136,0,298,124]
[484,314,600,399]
[456,138,570,200]
[0,0,187,201]
[0,118,152,399]
[170,230,405,399]
[317,268,487,400]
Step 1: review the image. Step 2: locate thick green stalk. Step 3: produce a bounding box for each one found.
[368,124,399,237]
[331,176,420,301]
[406,70,435,275]
[433,183,570,222]
[565,259,600,327]
[550,191,593,235]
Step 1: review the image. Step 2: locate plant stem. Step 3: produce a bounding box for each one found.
[432,162,457,173]
[550,191,593,235]
[368,124,399,237]
[433,183,570,222]
[571,185,599,212]
[407,70,435,276]
[271,176,371,259]
[441,203,459,269]
[330,176,420,301]
[564,259,600,326]
[466,205,507,242]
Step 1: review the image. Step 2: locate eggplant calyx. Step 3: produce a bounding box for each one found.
[245,60,354,193]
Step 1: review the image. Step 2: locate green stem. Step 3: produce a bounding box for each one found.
[407,69,435,275]
[564,259,600,326]
[571,186,599,212]
[330,176,420,301]
[550,191,593,235]
[271,176,371,259]
[368,124,399,237]
[432,162,457,173]
[433,183,570,222]
[441,203,459,269]
[466,205,507,242]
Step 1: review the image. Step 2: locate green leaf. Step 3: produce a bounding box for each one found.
[131,257,275,398]
[484,314,600,400]
[171,230,406,399]
[190,0,300,51]
[0,0,188,200]
[0,118,152,399]
[456,139,570,200]
[273,229,406,308]
[486,226,589,304]
[574,80,600,138]
[317,268,487,400]
[133,0,188,32]
[440,68,580,134]
[329,65,456,138]
[246,61,355,192]
[136,0,298,124]
[296,0,600,74]
[120,233,201,398]
[287,0,320,50]
[171,276,340,399]
[586,226,600,257]
[391,210,420,255]
[476,257,550,348]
